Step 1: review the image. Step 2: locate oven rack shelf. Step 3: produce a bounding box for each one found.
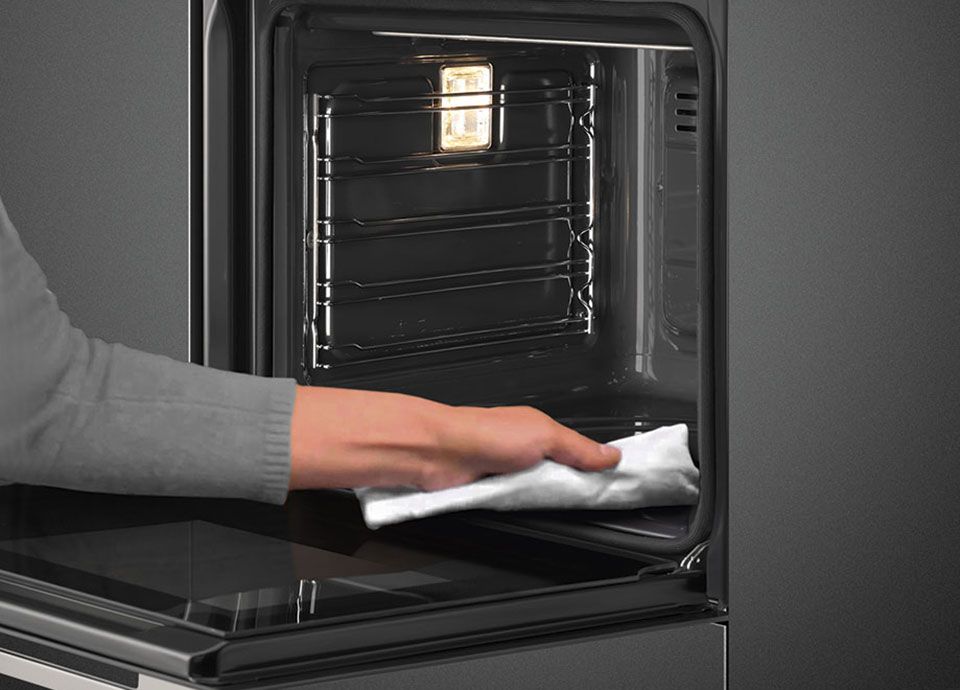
[316,148,589,182]
[318,143,588,167]
[314,267,590,337]
[309,237,595,368]
[312,256,594,360]
[317,271,589,312]
[307,69,597,371]
[315,84,595,119]
[318,258,590,292]
[317,84,592,103]
[307,204,593,297]
[314,314,592,366]
[315,202,590,242]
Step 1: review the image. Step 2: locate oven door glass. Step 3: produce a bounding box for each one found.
[0,485,704,635]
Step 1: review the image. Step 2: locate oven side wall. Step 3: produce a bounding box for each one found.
[729,1,960,687]
[0,0,190,361]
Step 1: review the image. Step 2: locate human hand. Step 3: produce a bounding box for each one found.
[289,386,621,492]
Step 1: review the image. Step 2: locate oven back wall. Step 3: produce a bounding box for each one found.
[0,0,189,360]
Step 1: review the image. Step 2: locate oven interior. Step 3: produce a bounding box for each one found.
[268,4,714,598]
[290,32,701,422]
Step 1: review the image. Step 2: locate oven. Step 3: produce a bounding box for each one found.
[205,0,725,554]
[0,0,727,685]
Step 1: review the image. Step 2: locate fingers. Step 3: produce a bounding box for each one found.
[543,421,621,471]
[431,404,621,487]
[497,406,621,472]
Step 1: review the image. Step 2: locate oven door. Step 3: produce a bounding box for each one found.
[0,485,711,684]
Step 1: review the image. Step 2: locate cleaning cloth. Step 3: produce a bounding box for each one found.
[355,423,699,529]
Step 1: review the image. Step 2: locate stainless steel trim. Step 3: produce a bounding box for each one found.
[295,578,319,622]
[0,648,189,690]
[248,0,259,371]
[200,0,216,367]
[711,621,729,690]
[578,63,597,335]
[680,541,710,571]
[318,96,328,372]
[187,0,194,364]
[372,31,694,51]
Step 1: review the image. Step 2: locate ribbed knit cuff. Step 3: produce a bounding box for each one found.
[258,378,296,505]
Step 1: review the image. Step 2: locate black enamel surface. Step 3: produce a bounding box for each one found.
[0,485,669,635]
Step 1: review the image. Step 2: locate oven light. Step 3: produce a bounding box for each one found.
[439,64,492,151]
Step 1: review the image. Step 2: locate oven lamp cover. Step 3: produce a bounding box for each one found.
[439,63,493,151]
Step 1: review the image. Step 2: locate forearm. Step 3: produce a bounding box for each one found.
[0,195,295,503]
[289,386,452,490]
[27,335,295,503]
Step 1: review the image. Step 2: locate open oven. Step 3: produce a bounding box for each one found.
[199,0,727,677]
[0,0,727,686]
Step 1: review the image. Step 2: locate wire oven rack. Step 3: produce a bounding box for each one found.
[307,78,597,370]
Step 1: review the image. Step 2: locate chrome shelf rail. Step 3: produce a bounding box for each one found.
[307,77,598,369]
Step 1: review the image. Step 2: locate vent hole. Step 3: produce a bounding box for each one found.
[676,124,697,133]
[676,92,698,101]
[676,108,698,117]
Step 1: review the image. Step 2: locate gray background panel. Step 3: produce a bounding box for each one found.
[728,1,960,687]
[0,0,189,360]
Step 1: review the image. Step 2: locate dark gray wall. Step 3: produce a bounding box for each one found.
[729,1,960,688]
[0,0,189,360]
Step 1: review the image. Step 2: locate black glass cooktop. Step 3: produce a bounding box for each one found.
[0,485,663,636]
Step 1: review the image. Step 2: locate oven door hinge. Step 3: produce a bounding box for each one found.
[678,540,709,572]
[679,542,726,615]
[709,598,727,615]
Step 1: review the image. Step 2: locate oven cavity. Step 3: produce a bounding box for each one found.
[306,49,598,370]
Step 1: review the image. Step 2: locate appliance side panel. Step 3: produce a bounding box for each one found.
[285,622,725,690]
[729,1,960,687]
[0,0,189,360]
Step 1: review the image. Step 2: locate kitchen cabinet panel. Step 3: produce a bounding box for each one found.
[728,1,960,688]
[302,622,725,690]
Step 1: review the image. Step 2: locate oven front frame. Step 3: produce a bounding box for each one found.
[194,0,728,626]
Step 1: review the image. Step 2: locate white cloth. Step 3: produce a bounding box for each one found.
[356,423,699,529]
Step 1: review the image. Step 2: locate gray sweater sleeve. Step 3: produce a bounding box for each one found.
[0,195,295,504]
